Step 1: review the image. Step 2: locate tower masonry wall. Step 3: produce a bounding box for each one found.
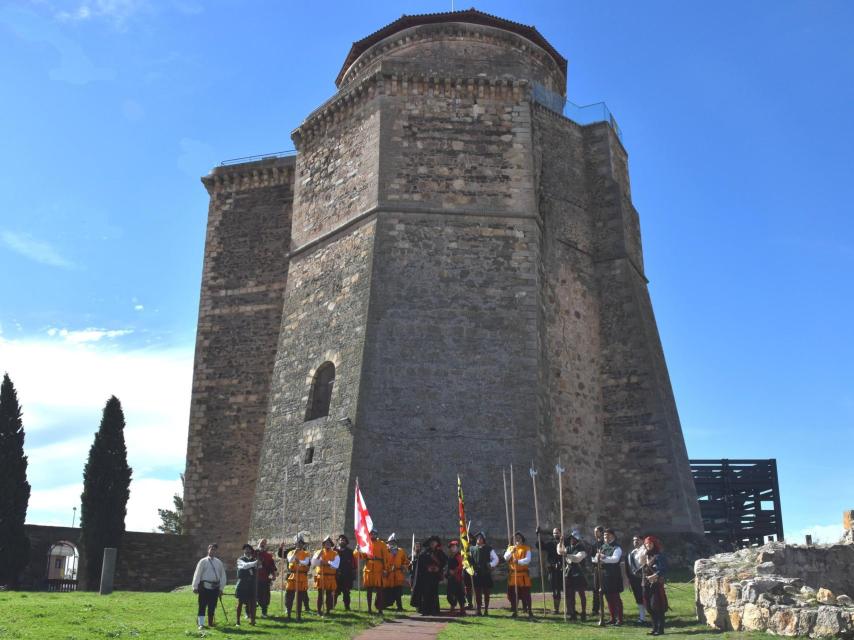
[533,106,606,531]
[250,221,377,542]
[189,12,705,560]
[182,157,294,562]
[291,92,381,248]
[340,22,566,96]
[249,86,384,542]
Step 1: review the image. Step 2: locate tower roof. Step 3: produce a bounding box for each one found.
[336,8,568,88]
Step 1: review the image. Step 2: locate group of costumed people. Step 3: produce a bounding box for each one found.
[190,526,669,636]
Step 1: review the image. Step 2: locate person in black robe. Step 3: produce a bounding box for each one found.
[335,535,355,611]
[414,536,446,615]
[408,540,422,609]
[642,536,669,636]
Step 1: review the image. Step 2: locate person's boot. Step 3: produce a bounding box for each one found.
[554,596,561,615]
[197,615,205,629]
[236,604,242,626]
[208,613,215,627]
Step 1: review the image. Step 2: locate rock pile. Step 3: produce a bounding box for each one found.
[695,542,854,637]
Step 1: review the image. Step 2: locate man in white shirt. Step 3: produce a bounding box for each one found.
[192,543,227,629]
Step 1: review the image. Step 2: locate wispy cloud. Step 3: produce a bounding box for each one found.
[46,326,133,343]
[1,230,76,268]
[54,0,148,28]
[0,332,193,531]
[0,5,115,84]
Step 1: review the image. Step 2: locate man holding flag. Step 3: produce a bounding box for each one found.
[354,480,389,614]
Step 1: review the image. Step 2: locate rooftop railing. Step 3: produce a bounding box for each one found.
[219,150,296,166]
[533,82,623,142]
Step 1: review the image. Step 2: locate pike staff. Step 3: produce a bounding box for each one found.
[510,464,519,615]
[502,469,512,546]
[280,468,288,613]
[530,462,547,616]
[556,459,567,623]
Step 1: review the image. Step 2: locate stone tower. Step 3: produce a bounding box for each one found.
[183,9,703,560]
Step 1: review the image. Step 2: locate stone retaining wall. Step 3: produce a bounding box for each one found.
[695,542,854,637]
[19,525,198,592]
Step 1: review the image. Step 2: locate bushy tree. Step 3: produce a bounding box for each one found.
[157,474,184,534]
[0,373,31,587]
[80,396,132,589]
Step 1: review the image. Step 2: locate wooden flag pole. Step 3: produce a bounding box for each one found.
[530,462,548,616]
[355,477,362,613]
[556,458,567,623]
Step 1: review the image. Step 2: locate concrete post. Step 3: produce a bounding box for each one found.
[99,547,117,595]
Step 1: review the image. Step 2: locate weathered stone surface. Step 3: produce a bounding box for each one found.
[185,9,704,563]
[695,542,854,637]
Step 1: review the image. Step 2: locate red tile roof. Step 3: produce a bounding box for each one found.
[335,8,568,87]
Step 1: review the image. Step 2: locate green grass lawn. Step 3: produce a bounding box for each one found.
[0,587,398,639]
[0,584,763,639]
[437,583,763,639]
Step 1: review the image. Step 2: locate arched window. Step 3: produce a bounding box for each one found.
[46,541,79,591]
[305,362,335,421]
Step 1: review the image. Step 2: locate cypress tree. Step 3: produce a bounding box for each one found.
[0,373,31,587]
[80,396,132,589]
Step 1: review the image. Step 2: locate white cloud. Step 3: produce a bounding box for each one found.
[54,0,148,27]
[27,478,182,532]
[1,230,75,268]
[792,523,845,545]
[0,333,193,531]
[0,5,115,84]
[46,326,133,343]
[134,304,144,311]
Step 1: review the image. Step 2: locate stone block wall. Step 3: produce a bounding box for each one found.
[250,220,377,542]
[354,210,542,539]
[20,525,198,591]
[182,156,294,563]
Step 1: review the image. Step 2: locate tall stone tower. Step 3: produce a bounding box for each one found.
[183,9,703,561]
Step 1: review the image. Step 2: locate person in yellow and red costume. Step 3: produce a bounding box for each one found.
[312,536,340,615]
[503,531,533,618]
[355,528,390,614]
[283,534,311,621]
[384,533,409,612]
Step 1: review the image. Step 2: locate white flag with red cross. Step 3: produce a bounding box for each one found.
[354,479,374,557]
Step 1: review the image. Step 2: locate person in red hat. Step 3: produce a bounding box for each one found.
[642,536,669,636]
[445,540,467,615]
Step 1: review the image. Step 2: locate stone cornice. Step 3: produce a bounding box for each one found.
[293,67,531,147]
[201,157,296,194]
[339,20,566,92]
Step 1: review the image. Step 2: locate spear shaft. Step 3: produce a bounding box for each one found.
[510,464,519,614]
[530,463,547,616]
[556,459,567,622]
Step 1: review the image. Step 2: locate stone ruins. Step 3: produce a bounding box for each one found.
[695,511,854,637]
[182,8,704,562]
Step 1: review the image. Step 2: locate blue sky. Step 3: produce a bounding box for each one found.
[0,0,851,540]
